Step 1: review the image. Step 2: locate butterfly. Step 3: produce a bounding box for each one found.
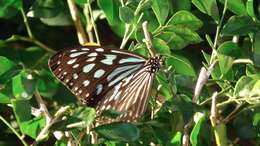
[48,46,162,122]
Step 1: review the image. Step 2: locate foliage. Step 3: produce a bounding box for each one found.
[0,0,260,145]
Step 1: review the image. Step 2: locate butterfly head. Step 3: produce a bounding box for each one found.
[147,55,162,73]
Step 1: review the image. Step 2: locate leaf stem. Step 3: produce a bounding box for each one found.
[0,115,28,146]
[20,8,33,39]
[210,0,228,64]
[6,35,56,54]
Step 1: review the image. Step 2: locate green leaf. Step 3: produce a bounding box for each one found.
[27,0,72,26]
[28,0,61,18]
[119,6,134,24]
[158,25,202,50]
[214,122,228,146]
[166,55,196,76]
[22,116,45,139]
[97,0,125,36]
[0,92,10,104]
[75,107,96,127]
[219,0,246,15]
[95,122,140,142]
[222,15,258,36]
[75,0,93,7]
[172,0,191,11]
[12,72,35,99]
[169,131,182,146]
[0,56,15,76]
[0,0,22,18]
[190,113,206,146]
[12,99,32,134]
[217,41,242,57]
[166,10,203,31]
[234,76,257,97]
[152,0,169,25]
[192,0,219,21]
[253,31,260,67]
[251,80,260,97]
[37,78,58,98]
[97,0,121,25]
[153,38,171,55]
[156,72,175,100]
[217,54,234,76]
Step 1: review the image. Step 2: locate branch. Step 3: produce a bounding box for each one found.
[142,21,156,57]
[34,91,52,123]
[35,106,70,142]
[67,0,88,45]
[193,60,217,103]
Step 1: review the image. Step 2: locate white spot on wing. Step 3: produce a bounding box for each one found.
[94,69,105,78]
[83,80,90,87]
[107,64,142,83]
[96,84,103,95]
[70,49,77,52]
[119,57,144,64]
[83,64,95,73]
[81,48,89,51]
[101,54,117,65]
[73,73,78,79]
[95,48,104,52]
[67,58,77,64]
[73,64,79,68]
[70,52,86,58]
[86,57,96,62]
[88,52,98,57]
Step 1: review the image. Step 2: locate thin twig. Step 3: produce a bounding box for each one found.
[34,90,52,123]
[67,0,88,45]
[142,21,156,57]
[88,4,100,45]
[6,35,56,54]
[20,8,33,39]
[0,115,28,146]
[210,92,218,126]
[35,106,70,142]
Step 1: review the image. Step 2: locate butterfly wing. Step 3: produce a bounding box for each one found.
[96,65,155,121]
[48,46,146,106]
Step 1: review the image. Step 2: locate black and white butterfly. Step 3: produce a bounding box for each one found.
[48,46,162,122]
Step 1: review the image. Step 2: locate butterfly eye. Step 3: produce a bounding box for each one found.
[48,46,161,122]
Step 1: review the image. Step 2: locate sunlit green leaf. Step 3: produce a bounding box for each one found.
[119,6,134,24]
[166,10,203,31]
[166,55,196,77]
[169,131,182,146]
[190,112,206,146]
[0,56,15,76]
[152,0,169,25]
[219,0,246,15]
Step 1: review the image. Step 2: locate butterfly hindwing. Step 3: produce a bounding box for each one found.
[96,66,155,121]
[48,46,146,106]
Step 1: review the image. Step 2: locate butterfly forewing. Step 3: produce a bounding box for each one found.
[48,46,146,106]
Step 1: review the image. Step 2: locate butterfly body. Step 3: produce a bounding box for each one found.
[49,46,161,121]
